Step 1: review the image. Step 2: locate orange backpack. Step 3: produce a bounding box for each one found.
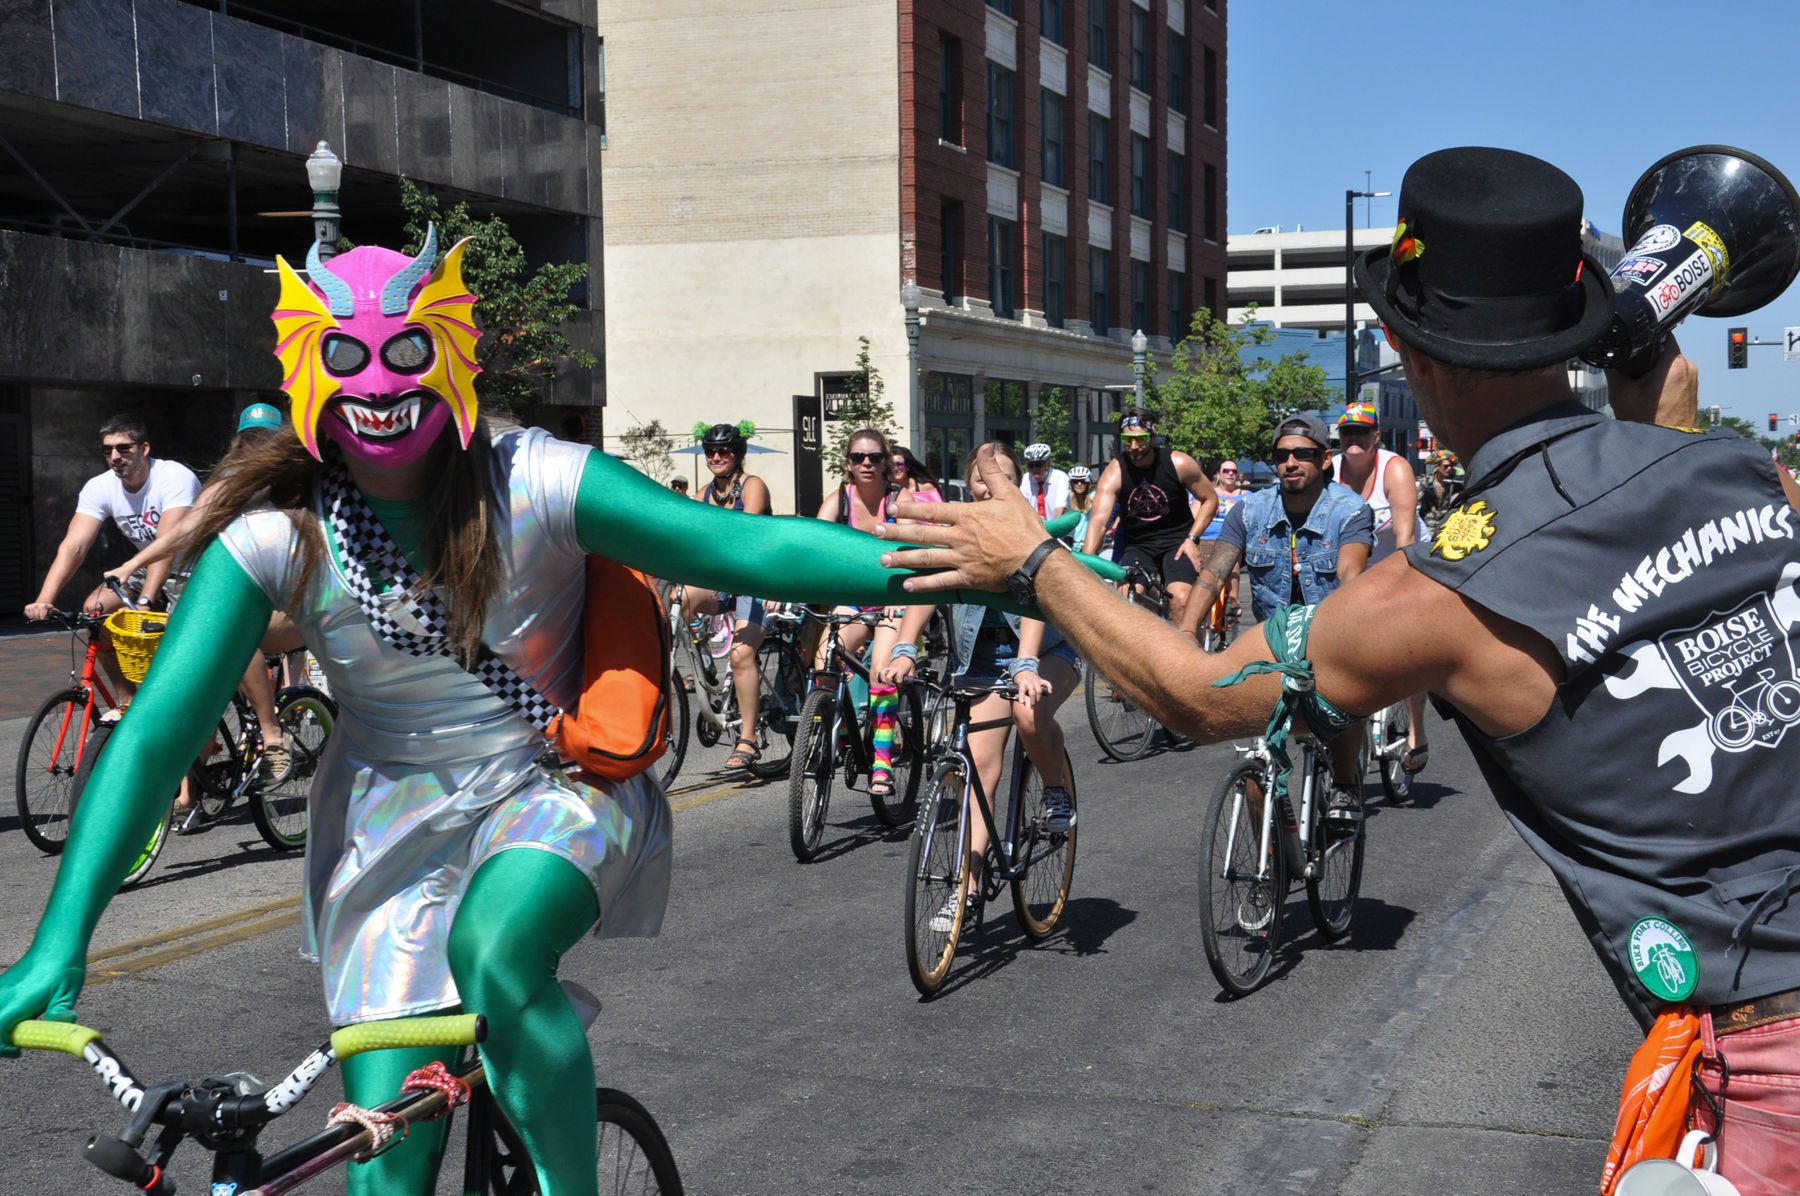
[548,555,672,781]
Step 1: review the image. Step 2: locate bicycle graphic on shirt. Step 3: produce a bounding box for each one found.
[1708,667,1800,749]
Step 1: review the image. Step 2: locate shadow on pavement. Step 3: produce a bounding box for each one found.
[1207,897,1419,1003]
[923,896,1140,1000]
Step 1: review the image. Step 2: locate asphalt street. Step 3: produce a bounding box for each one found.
[0,640,1642,1195]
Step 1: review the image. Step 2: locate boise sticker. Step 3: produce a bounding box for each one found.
[1628,917,1698,1002]
[1612,257,1666,289]
[1645,248,1715,316]
[1684,220,1731,285]
[1658,593,1800,752]
[1630,223,1683,256]
[1430,500,1497,562]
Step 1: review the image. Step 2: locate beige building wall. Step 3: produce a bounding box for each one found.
[600,0,907,513]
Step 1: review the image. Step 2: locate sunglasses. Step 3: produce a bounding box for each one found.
[846,451,885,465]
[1122,434,1152,445]
[703,448,736,460]
[1219,468,1239,475]
[891,458,908,471]
[1270,447,1323,464]
[102,441,140,457]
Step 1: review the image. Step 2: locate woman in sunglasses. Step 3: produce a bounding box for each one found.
[890,445,943,503]
[814,429,908,799]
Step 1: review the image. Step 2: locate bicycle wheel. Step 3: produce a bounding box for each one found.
[657,668,691,790]
[1084,668,1156,762]
[906,763,971,997]
[1199,760,1286,996]
[191,697,249,806]
[68,721,171,889]
[252,688,335,851]
[788,688,836,861]
[1378,701,1413,805]
[869,682,925,828]
[494,1086,685,1195]
[15,687,90,853]
[1011,747,1078,940]
[747,638,805,779]
[1307,764,1365,943]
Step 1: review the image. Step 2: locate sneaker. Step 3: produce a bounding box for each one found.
[1042,786,1075,833]
[1326,787,1363,824]
[705,616,733,657]
[260,736,293,784]
[928,890,964,934]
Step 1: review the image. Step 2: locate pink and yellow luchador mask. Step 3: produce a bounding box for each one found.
[271,224,481,465]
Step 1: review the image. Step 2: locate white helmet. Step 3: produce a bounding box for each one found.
[1069,465,1092,482]
[1023,442,1053,463]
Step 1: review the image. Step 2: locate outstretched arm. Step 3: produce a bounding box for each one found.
[573,451,1119,611]
[1,540,270,1045]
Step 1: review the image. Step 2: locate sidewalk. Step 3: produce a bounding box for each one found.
[0,622,96,721]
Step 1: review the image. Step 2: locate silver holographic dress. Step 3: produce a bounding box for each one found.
[218,426,672,1025]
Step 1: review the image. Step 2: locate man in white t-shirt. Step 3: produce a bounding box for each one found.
[1020,443,1071,520]
[26,414,201,622]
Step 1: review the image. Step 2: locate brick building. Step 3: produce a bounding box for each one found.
[601,0,1225,512]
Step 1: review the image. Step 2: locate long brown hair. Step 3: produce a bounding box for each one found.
[188,419,505,666]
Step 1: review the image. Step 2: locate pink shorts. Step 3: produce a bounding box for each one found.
[1693,1009,1800,1196]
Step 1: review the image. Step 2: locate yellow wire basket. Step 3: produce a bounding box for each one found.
[104,609,167,683]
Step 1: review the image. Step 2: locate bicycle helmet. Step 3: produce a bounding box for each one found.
[1069,465,1092,482]
[1023,442,1053,463]
[695,419,755,456]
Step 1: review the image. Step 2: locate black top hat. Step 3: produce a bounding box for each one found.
[1354,147,1616,371]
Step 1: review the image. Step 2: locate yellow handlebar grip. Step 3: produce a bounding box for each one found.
[330,1014,484,1059]
[11,1020,102,1057]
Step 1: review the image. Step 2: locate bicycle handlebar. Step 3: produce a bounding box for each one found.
[37,608,108,632]
[103,576,141,611]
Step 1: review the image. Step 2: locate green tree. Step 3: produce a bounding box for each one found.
[1033,385,1077,464]
[395,177,595,416]
[618,417,678,483]
[1719,414,1800,470]
[1150,303,1336,466]
[824,336,899,476]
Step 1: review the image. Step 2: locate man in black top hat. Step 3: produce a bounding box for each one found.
[881,146,1800,1190]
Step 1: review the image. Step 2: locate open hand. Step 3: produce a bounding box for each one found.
[880,446,1046,593]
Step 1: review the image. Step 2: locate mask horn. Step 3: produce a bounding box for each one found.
[382,223,440,315]
[306,241,355,317]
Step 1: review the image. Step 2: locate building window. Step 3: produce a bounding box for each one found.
[1168,270,1187,343]
[1168,151,1186,232]
[1045,233,1066,327]
[1128,4,1149,91]
[941,199,963,300]
[1130,259,1149,333]
[1088,1,1109,70]
[925,371,975,414]
[989,217,1017,318]
[1168,32,1187,114]
[1088,114,1110,205]
[1042,90,1065,187]
[1203,163,1218,242]
[1090,247,1112,335]
[985,378,1028,419]
[986,62,1014,168]
[1129,134,1149,218]
[1203,274,1217,320]
[1041,0,1064,45]
[939,34,962,145]
[986,0,1013,14]
[1203,46,1218,127]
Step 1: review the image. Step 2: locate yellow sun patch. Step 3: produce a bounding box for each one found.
[1432,500,1497,562]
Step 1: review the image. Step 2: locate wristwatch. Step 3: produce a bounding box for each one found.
[1007,538,1066,607]
[1188,532,1204,545]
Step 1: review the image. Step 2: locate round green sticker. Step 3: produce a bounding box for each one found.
[1629,917,1699,1003]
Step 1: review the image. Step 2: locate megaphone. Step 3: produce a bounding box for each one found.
[1581,145,1800,374]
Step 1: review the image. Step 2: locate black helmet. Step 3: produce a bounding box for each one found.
[696,420,752,456]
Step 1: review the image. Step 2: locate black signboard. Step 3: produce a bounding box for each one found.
[792,394,823,518]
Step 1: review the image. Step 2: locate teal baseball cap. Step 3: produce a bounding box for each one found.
[237,403,283,433]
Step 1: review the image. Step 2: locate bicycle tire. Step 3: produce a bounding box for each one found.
[657,668,691,790]
[191,697,249,804]
[68,721,171,889]
[496,1086,685,1195]
[869,681,925,828]
[906,763,970,997]
[15,687,90,854]
[1084,668,1156,762]
[747,639,805,779]
[1378,701,1413,805]
[1010,747,1078,940]
[1199,760,1285,996]
[1307,764,1365,943]
[251,687,335,851]
[788,688,836,861]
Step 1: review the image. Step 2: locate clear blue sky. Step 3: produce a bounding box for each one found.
[1228,0,1800,427]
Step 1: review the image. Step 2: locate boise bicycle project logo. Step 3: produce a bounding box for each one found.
[1628,917,1699,1003]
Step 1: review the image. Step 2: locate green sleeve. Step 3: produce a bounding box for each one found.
[31,540,272,962]
[572,453,1120,612]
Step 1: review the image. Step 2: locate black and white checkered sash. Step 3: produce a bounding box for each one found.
[322,465,562,732]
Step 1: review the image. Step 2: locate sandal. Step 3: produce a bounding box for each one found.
[1402,744,1429,775]
[868,774,895,799]
[725,738,762,770]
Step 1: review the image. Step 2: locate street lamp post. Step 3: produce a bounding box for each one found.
[1131,328,1148,405]
[901,280,922,455]
[307,141,344,262]
[1344,188,1391,408]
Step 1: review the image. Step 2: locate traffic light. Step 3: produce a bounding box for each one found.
[1731,328,1749,369]
[1772,412,1780,432]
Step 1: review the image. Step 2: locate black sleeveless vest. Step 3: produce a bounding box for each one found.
[1406,404,1800,1025]
[1118,446,1190,546]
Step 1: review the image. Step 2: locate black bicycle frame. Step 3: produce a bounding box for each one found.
[809,615,885,779]
[929,687,1036,888]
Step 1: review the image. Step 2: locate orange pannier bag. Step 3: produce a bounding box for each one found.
[548,555,672,781]
[1601,1006,1705,1194]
